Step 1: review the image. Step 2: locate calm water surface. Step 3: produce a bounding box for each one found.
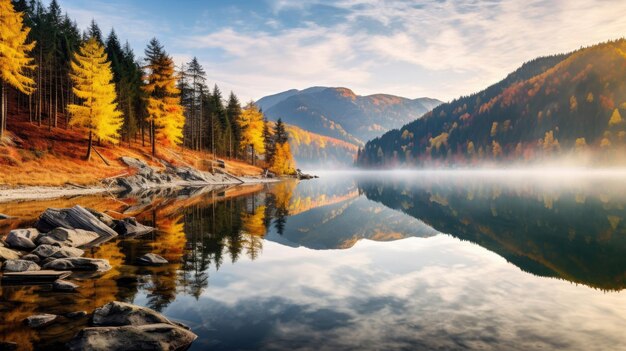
[1,171,626,350]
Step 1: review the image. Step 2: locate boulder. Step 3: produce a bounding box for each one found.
[53,279,79,292]
[113,218,153,236]
[92,301,173,326]
[43,258,111,272]
[32,244,84,259]
[5,228,39,250]
[137,253,168,266]
[35,205,118,240]
[66,323,197,351]
[0,246,21,261]
[3,259,40,272]
[21,254,40,263]
[24,314,57,328]
[36,228,99,248]
[86,208,116,228]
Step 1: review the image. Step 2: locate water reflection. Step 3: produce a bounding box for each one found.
[1,172,626,350]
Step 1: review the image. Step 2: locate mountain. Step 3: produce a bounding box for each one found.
[357,40,626,167]
[257,87,441,168]
[257,87,442,145]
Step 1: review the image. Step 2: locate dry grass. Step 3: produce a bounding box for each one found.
[0,112,263,187]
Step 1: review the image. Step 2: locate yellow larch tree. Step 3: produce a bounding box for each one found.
[143,38,184,156]
[238,102,265,165]
[0,0,36,139]
[270,142,295,175]
[67,37,122,160]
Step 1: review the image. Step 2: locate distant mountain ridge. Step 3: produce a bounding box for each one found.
[357,39,626,167]
[257,87,441,168]
[257,87,442,145]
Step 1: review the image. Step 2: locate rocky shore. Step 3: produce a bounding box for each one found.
[0,204,197,350]
[0,156,280,203]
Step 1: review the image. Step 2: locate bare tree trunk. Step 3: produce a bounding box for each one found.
[151,120,156,156]
[86,130,93,161]
[0,81,4,140]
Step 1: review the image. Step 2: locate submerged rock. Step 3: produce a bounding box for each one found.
[24,314,57,328]
[92,301,173,326]
[53,279,79,292]
[66,323,197,351]
[0,247,21,261]
[43,257,111,272]
[5,228,39,250]
[36,205,118,240]
[37,227,100,248]
[3,259,40,272]
[137,253,168,266]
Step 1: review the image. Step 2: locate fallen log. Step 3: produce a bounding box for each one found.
[2,270,72,285]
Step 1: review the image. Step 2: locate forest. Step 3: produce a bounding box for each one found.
[0,0,295,177]
[357,40,626,167]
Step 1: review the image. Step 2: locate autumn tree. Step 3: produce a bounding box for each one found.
[143,38,184,155]
[238,102,265,165]
[67,37,122,160]
[269,118,295,175]
[0,0,36,139]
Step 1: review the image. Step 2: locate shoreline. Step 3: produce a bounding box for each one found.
[0,177,280,204]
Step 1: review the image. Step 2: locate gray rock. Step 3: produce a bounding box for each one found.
[5,228,39,249]
[86,208,117,228]
[114,217,153,236]
[43,258,111,272]
[66,323,197,351]
[37,227,100,248]
[35,205,118,240]
[21,254,41,263]
[0,246,21,261]
[24,314,57,328]
[3,259,40,272]
[65,311,88,318]
[92,301,173,327]
[137,253,168,266]
[32,244,84,259]
[53,279,79,292]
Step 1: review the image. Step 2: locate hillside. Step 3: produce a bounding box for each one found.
[257,87,441,145]
[357,40,626,167]
[284,123,359,168]
[0,110,263,187]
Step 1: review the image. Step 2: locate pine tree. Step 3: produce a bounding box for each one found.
[0,0,36,139]
[274,118,288,144]
[238,102,265,165]
[263,117,275,165]
[67,37,122,160]
[226,91,242,158]
[143,38,184,155]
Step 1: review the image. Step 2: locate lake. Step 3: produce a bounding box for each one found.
[1,170,626,350]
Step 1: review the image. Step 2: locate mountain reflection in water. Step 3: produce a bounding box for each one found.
[1,171,626,350]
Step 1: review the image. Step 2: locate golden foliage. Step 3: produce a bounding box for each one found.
[0,0,35,94]
[492,140,502,158]
[238,103,265,155]
[542,130,560,153]
[575,137,587,152]
[429,132,448,150]
[609,108,622,126]
[144,52,184,146]
[270,142,296,175]
[68,38,123,144]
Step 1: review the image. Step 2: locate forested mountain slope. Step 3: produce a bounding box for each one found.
[357,40,626,167]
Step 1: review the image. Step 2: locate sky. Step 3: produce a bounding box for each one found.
[52,0,626,102]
